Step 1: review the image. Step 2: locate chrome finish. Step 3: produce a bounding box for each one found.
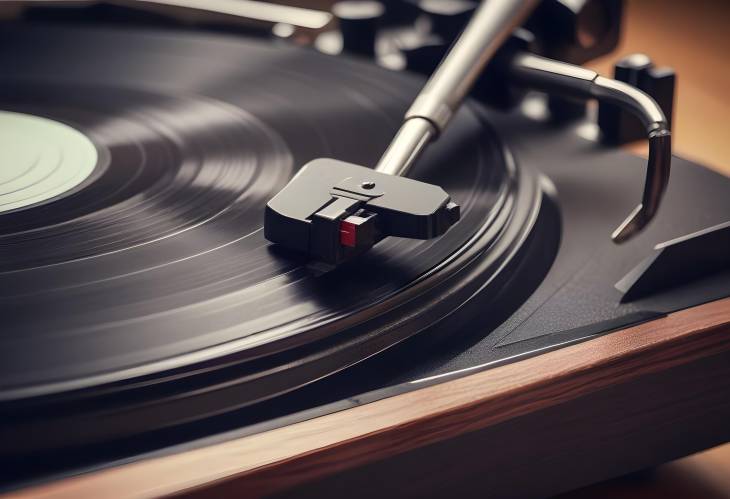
[508,52,672,243]
[375,118,435,176]
[591,76,667,130]
[375,0,539,175]
[405,0,540,132]
[611,128,671,243]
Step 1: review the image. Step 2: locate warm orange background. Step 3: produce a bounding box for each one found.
[587,0,730,176]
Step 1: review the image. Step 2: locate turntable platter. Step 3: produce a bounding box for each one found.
[0,24,556,452]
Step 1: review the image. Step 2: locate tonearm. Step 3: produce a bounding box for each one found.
[265,0,671,266]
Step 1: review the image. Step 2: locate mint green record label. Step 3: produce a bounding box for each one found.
[0,111,98,213]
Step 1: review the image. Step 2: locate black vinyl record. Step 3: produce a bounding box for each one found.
[0,24,554,453]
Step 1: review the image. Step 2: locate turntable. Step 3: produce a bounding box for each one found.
[1,1,730,498]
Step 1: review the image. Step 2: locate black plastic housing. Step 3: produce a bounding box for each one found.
[265,158,459,265]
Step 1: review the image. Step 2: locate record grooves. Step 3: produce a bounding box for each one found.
[0,25,558,456]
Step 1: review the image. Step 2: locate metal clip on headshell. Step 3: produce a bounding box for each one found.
[507,52,672,243]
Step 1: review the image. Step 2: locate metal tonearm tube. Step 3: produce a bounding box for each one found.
[375,0,541,176]
[374,0,671,244]
[507,52,671,243]
[265,0,542,265]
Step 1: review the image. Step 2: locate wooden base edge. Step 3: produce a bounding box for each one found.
[9,298,730,499]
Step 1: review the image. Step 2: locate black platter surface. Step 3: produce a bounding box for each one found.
[0,24,556,455]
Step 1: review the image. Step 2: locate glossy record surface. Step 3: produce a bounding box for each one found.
[0,25,523,406]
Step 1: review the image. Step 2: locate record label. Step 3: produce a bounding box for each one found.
[0,110,97,213]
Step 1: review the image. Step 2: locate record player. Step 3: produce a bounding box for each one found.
[1,1,729,497]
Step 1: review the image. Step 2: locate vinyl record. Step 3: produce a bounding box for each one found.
[0,24,555,453]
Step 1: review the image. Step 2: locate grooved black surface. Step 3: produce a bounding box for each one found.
[0,24,524,400]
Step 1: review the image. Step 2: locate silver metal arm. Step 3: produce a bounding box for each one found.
[507,52,672,243]
[375,0,540,176]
